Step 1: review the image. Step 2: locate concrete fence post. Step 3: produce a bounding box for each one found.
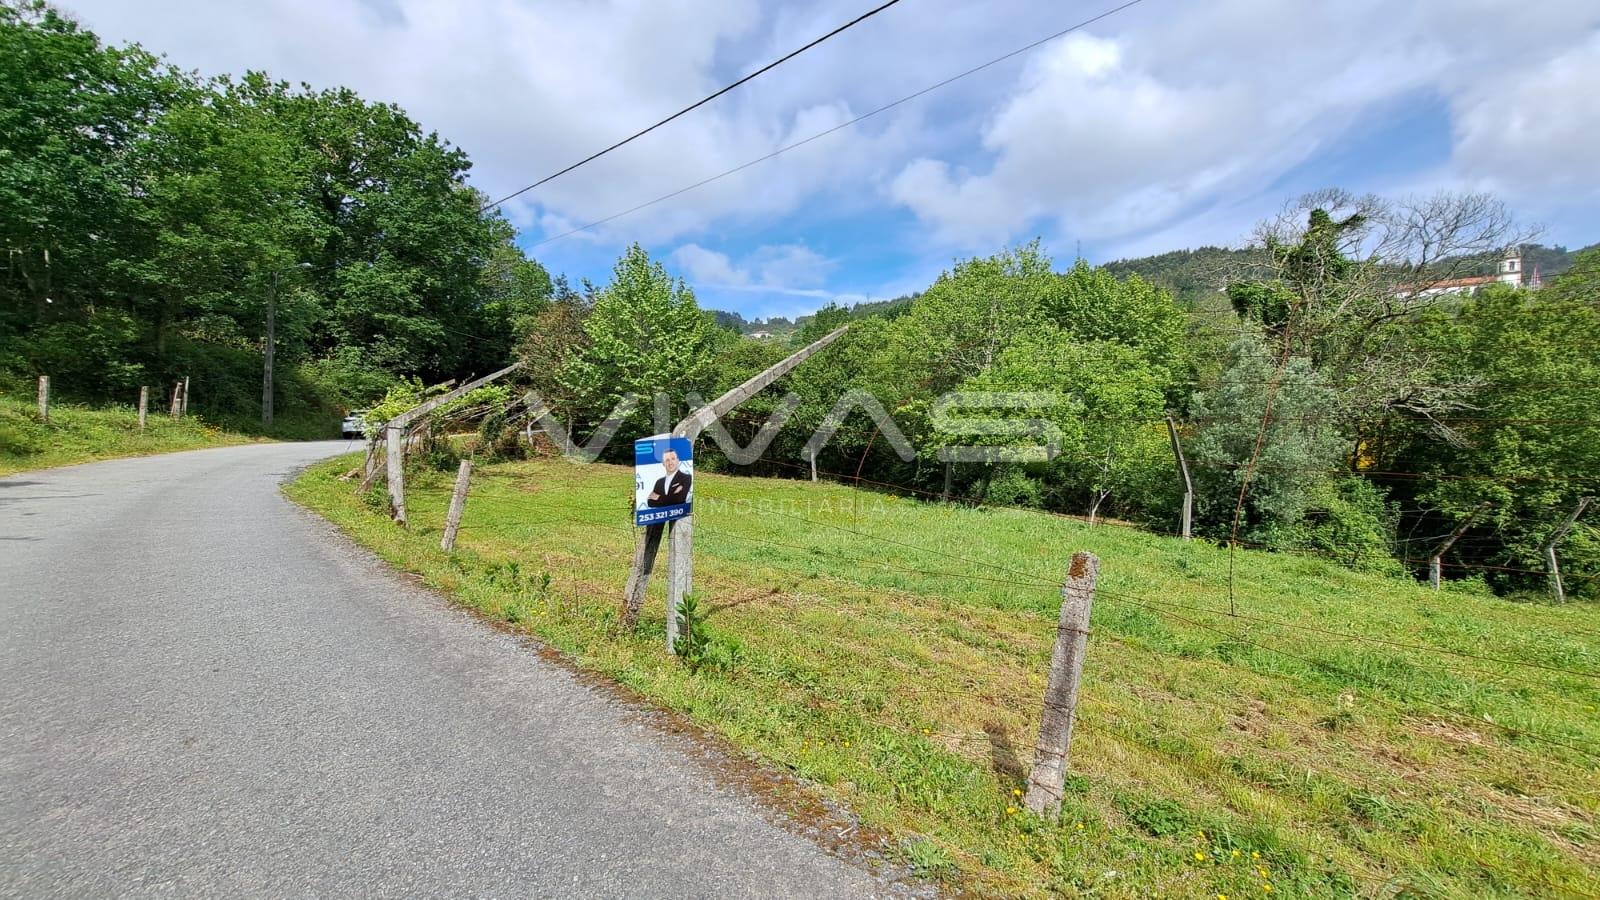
[138,386,148,430]
[1165,416,1192,540]
[36,375,49,422]
[1430,503,1488,591]
[439,459,474,551]
[1544,497,1593,603]
[385,424,406,523]
[1023,551,1098,817]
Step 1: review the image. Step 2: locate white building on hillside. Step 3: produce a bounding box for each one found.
[1416,249,1536,297]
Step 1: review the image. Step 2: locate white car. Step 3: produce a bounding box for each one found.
[341,411,367,439]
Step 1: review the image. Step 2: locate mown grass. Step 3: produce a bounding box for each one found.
[288,453,1600,898]
[0,394,262,475]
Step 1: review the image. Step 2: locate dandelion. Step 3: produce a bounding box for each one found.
[1218,894,1229,900]
[1006,806,1018,815]
[1263,885,1273,894]
[1257,867,1269,878]
[1012,788,1022,797]
[1195,851,1207,861]
[1076,823,1085,831]
[1251,852,1261,860]
[1232,849,1241,858]
[1199,830,1207,839]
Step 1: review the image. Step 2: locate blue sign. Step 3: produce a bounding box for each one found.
[634,434,694,527]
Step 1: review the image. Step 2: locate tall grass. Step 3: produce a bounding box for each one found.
[289,454,1600,898]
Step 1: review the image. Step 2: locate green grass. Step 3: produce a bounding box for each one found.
[288,454,1600,898]
[0,394,263,475]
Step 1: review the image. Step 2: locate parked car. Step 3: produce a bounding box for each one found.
[341,411,367,439]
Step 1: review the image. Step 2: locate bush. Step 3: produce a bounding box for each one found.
[1279,478,1402,575]
[476,409,527,462]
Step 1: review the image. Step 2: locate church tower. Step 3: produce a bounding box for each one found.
[1498,249,1523,287]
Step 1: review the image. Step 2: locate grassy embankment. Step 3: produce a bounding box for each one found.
[288,453,1600,898]
[0,394,264,476]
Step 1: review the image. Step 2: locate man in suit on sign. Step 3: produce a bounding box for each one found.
[647,449,692,508]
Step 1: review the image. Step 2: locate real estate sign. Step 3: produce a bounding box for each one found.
[634,434,694,526]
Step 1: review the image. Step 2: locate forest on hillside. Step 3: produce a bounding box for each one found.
[507,196,1600,601]
[4,2,1596,598]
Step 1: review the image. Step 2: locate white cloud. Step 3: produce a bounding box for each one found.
[888,0,1600,250]
[670,242,835,296]
[57,0,1600,273]
[1449,32,1600,203]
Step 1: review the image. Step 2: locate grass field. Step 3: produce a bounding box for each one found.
[288,453,1600,898]
[0,394,262,476]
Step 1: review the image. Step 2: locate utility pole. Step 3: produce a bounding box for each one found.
[262,269,278,430]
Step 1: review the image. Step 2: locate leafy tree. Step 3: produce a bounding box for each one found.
[560,244,717,438]
[1188,337,1344,542]
[1395,277,1600,595]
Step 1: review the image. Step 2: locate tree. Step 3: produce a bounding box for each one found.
[560,244,718,439]
[1188,336,1344,542]
[1393,276,1600,595]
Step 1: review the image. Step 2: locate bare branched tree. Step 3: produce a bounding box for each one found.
[1229,189,1539,422]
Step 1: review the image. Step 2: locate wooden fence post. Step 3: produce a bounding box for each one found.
[809,447,819,483]
[170,381,182,418]
[36,375,49,422]
[1023,551,1098,818]
[1430,502,1488,590]
[1544,497,1593,602]
[138,386,148,430]
[1165,416,1192,540]
[439,459,474,551]
[180,375,190,417]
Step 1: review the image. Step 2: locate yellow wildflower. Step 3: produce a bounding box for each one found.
[1263,885,1273,894]
[1232,849,1241,858]
[1012,788,1022,797]
[1195,851,1207,861]
[1006,806,1017,815]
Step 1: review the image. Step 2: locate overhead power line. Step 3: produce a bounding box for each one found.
[480,0,907,213]
[529,0,1151,248]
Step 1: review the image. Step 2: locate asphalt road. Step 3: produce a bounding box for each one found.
[0,442,894,897]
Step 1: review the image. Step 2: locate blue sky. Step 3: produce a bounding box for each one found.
[64,0,1600,320]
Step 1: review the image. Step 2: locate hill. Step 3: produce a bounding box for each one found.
[289,452,1600,898]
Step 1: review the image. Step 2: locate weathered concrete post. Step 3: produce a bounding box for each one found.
[1544,497,1593,602]
[36,375,49,422]
[1165,416,1192,540]
[624,326,849,652]
[1023,551,1098,817]
[138,386,148,430]
[622,525,666,630]
[382,362,523,526]
[385,424,406,522]
[1430,503,1488,591]
[440,459,474,551]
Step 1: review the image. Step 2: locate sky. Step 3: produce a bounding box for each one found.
[60,0,1600,321]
